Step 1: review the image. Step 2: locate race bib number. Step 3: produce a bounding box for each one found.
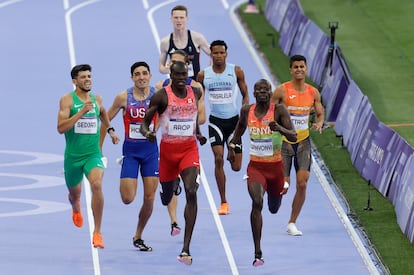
[168,119,194,136]
[208,89,233,104]
[129,123,154,139]
[75,117,98,134]
[250,139,273,157]
[290,115,309,130]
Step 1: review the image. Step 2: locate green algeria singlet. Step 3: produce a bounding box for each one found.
[64,91,101,157]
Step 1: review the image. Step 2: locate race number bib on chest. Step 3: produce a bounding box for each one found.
[290,114,309,130]
[168,119,194,136]
[129,123,154,139]
[75,117,98,134]
[250,139,273,157]
[208,89,233,104]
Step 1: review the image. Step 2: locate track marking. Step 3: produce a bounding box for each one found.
[0,0,22,9]
[0,150,63,167]
[0,198,70,217]
[63,1,102,274]
[312,154,380,274]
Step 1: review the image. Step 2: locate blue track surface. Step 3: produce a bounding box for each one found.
[0,1,377,274]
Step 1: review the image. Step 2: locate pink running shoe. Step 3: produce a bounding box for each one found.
[177,252,192,265]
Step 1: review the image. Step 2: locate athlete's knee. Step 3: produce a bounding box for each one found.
[159,181,175,205]
[268,196,282,214]
[121,194,134,205]
[184,180,199,202]
[143,192,156,203]
[214,155,224,167]
[251,197,264,211]
[231,162,242,171]
[89,180,103,194]
[160,191,173,206]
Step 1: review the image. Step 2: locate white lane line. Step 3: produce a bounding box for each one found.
[146,1,239,273]
[229,1,379,271]
[312,159,380,275]
[63,1,102,274]
[64,0,101,68]
[146,0,178,53]
[229,0,278,87]
[0,0,22,9]
[220,0,230,9]
[200,163,239,275]
[141,0,149,10]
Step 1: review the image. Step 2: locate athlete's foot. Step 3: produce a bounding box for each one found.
[70,200,83,228]
[133,238,153,252]
[177,251,192,265]
[287,222,303,236]
[171,222,181,237]
[218,202,229,215]
[252,255,264,267]
[93,232,105,249]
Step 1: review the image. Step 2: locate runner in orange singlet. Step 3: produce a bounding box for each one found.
[228,79,297,267]
[271,54,324,236]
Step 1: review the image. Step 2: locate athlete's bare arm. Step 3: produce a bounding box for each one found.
[97,95,119,145]
[312,88,325,133]
[159,37,171,74]
[235,66,249,105]
[191,31,210,56]
[99,91,126,148]
[57,94,89,134]
[270,85,286,105]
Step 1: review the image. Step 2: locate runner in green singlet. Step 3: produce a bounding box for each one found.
[57,64,119,249]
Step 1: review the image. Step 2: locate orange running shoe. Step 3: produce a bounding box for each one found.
[218,202,229,215]
[93,232,105,249]
[72,201,83,228]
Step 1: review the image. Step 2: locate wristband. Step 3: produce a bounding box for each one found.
[284,182,290,189]
[107,127,115,134]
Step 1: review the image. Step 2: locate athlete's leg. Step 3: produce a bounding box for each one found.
[119,155,140,204]
[227,134,242,172]
[179,167,199,255]
[68,183,82,211]
[288,138,311,224]
[120,178,137,204]
[230,152,242,171]
[86,167,104,234]
[212,145,226,204]
[134,176,157,240]
[168,195,178,223]
[248,181,265,259]
[289,170,309,223]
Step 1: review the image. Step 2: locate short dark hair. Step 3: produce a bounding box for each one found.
[210,40,228,51]
[171,5,187,15]
[170,49,189,64]
[289,55,307,67]
[71,64,91,79]
[170,60,187,73]
[130,61,150,76]
[254,79,271,91]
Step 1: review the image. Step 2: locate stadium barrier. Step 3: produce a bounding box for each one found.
[265,0,414,244]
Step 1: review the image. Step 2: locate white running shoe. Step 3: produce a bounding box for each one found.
[287,222,303,236]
